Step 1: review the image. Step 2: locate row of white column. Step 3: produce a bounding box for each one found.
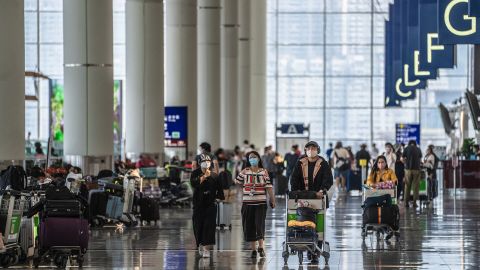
[0,0,266,161]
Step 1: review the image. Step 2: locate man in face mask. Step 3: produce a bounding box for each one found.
[290,141,333,199]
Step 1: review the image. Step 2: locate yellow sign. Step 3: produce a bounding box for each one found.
[359,159,367,167]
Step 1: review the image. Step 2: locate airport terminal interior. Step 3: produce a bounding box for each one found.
[1,0,480,269]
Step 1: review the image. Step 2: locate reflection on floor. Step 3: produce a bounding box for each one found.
[46,188,480,269]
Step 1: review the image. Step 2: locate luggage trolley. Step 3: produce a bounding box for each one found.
[282,194,330,266]
[411,169,431,207]
[0,190,27,268]
[361,186,400,241]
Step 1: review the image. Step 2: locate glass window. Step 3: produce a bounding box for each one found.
[278,0,323,12]
[325,14,371,45]
[277,77,324,108]
[114,12,125,45]
[25,44,38,71]
[277,108,324,138]
[25,12,38,43]
[40,44,63,76]
[326,45,371,76]
[40,12,63,43]
[278,46,324,76]
[114,45,126,78]
[278,14,324,45]
[325,77,371,108]
[25,0,37,11]
[326,109,371,140]
[326,0,371,13]
[40,0,62,11]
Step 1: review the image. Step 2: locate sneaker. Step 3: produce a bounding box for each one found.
[258,248,266,258]
[251,250,257,258]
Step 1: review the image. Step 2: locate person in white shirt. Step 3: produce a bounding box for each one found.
[384,142,397,173]
[332,142,350,191]
[370,143,379,161]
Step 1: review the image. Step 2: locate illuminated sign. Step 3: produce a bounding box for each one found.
[396,123,421,145]
[164,106,188,147]
[438,0,480,44]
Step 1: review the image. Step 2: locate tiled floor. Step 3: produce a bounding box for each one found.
[28,188,480,269]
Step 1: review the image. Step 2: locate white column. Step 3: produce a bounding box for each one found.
[237,0,251,145]
[250,0,267,148]
[198,0,221,148]
[63,0,114,156]
[0,1,24,160]
[165,0,197,157]
[126,0,164,155]
[220,0,239,149]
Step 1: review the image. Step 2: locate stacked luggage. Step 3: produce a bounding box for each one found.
[0,190,27,268]
[27,186,88,268]
[282,191,330,266]
[361,185,400,242]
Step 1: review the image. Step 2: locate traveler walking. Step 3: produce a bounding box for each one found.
[403,140,423,208]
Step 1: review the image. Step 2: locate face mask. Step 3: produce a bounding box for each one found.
[249,158,259,167]
[200,162,211,169]
[307,150,318,158]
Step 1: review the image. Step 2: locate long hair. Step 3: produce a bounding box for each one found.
[371,155,388,181]
[245,151,264,169]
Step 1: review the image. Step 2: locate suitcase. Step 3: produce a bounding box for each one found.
[275,175,288,195]
[88,190,108,219]
[139,197,160,222]
[287,226,317,243]
[106,196,123,219]
[362,205,399,230]
[44,200,82,218]
[19,216,39,260]
[39,217,89,250]
[348,170,362,191]
[363,194,392,208]
[216,202,232,230]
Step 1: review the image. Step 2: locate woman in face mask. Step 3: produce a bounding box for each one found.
[235,151,275,259]
[193,142,219,174]
[190,154,225,258]
[383,142,397,173]
[366,155,397,187]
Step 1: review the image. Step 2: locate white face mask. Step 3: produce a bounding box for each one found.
[200,161,211,169]
[307,150,318,158]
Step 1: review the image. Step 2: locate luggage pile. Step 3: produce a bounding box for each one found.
[282,191,330,266]
[361,186,400,242]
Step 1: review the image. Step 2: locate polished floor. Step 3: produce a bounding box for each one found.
[33,187,480,269]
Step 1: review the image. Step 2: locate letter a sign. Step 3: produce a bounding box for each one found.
[438,0,480,44]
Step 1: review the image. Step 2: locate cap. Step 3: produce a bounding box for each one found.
[305,141,320,149]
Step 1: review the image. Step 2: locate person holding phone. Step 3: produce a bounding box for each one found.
[235,151,275,259]
[190,154,225,258]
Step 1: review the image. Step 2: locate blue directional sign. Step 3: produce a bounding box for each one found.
[438,0,480,44]
[164,106,188,147]
[396,123,421,145]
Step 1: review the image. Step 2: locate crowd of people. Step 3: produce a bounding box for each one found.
[188,139,442,259]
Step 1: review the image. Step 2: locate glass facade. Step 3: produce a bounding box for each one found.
[23,0,470,153]
[266,0,470,152]
[24,0,126,142]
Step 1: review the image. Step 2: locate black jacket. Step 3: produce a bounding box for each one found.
[290,157,333,193]
[190,169,225,209]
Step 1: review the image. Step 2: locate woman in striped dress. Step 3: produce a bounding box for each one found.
[236,151,276,258]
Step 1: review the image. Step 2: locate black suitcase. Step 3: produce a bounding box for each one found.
[348,170,362,191]
[89,191,108,219]
[140,197,160,223]
[44,200,83,218]
[275,175,288,195]
[362,205,399,230]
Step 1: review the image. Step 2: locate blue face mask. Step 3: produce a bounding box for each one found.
[249,158,259,167]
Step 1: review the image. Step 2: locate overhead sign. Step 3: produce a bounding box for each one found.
[469,0,480,16]
[396,123,421,145]
[438,0,480,44]
[279,124,305,135]
[418,0,456,71]
[164,106,188,147]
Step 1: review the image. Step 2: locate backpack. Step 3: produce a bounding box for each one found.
[334,151,350,171]
[0,166,27,191]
